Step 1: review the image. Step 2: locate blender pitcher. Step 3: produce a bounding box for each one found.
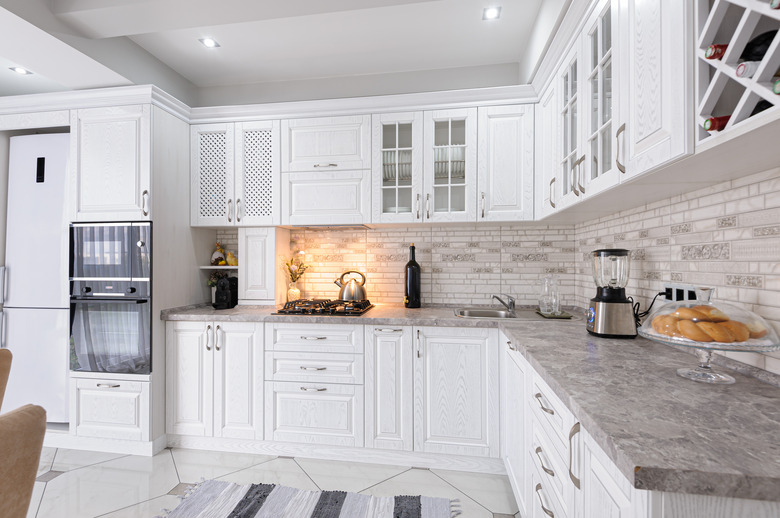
[538,274,560,315]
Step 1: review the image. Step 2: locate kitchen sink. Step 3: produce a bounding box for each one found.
[455,308,581,321]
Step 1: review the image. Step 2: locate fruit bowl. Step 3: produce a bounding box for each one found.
[637,288,779,384]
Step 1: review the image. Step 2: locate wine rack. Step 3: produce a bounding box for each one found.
[697,0,780,142]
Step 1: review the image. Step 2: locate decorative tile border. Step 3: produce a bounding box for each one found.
[681,244,730,260]
[717,216,737,228]
[726,275,763,288]
[754,225,779,237]
[671,223,692,234]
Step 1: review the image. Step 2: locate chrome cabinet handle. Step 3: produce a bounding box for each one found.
[616,123,626,174]
[141,190,149,216]
[300,336,327,340]
[577,155,586,194]
[227,199,233,222]
[534,393,555,415]
[569,422,581,489]
[480,192,485,218]
[535,446,555,477]
[416,194,421,219]
[313,163,338,168]
[506,340,516,351]
[416,329,421,358]
[535,484,555,517]
[236,199,241,222]
[300,386,327,392]
[425,194,430,219]
[300,366,327,371]
[215,325,221,351]
[97,383,120,388]
[205,325,212,351]
[377,328,403,333]
[549,178,556,209]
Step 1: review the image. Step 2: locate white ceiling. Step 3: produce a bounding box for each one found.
[0,0,559,105]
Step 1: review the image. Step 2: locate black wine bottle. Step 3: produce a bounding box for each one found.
[404,243,421,308]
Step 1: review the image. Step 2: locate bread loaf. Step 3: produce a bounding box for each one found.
[697,321,736,343]
[691,305,729,322]
[718,321,750,342]
[677,319,714,342]
[673,307,710,321]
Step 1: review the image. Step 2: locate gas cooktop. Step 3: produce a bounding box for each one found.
[275,299,374,316]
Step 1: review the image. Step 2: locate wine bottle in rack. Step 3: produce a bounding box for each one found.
[751,100,773,116]
[736,61,761,78]
[706,31,778,62]
[703,115,730,132]
[771,0,780,10]
[705,44,728,60]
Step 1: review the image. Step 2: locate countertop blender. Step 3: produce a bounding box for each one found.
[586,249,637,338]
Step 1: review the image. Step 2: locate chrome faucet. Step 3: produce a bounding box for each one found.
[492,294,516,312]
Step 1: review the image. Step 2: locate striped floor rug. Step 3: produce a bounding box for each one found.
[161,479,460,518]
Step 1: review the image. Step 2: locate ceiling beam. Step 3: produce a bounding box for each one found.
[50,0,438,38]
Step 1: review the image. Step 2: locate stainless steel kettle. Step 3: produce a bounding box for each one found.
[334,270,368,301]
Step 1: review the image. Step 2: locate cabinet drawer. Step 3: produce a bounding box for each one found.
[530,418,575,518]
[264,381,363,447]
[70,378,150,441]
[266,323,363,353]
[530,374,573,453]
[265,351,363,384]
[530,455,567,518]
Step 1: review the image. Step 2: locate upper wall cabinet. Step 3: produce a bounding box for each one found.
[422,108,478,222]
[281,115,371,172]
[71,104,151,221]
[535,83,559,219]
[617,0,694,181]
[477,105,534,221]
[191,121,280,227]
[371,112,424,224]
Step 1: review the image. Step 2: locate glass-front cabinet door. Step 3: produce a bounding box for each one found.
[371,112,423,223]
[582,0,620,197]
[558,45,582,210]
[423,108,477,222]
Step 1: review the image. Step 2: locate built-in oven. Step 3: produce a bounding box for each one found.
[69,223,152,375]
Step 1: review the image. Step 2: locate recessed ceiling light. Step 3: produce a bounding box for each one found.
[199,38,221,48]
[9,67,32,75]
[483,6,502,20]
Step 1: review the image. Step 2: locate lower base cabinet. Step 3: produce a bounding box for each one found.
[166,321,263,439]
[501,335,528,516]
[69,377,150,441]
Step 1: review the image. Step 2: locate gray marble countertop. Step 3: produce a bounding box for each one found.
[160,303,780,501]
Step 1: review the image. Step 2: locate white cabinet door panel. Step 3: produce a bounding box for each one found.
[365,326,413,451]
[502,344,529,516]
[477,105,535,221]
[413,327,498,457]
[535,85,559,219]
[213,322,263,440]
[70,378,149,441]
[265,351,363,385]
[281,115,371,172]
[265,381,364,447]
[266,324,363,354]
[191,123,234,226]
[166,321,213,437]
[282,170,370,225]
[235,120,280,226]
[238,227,276,302]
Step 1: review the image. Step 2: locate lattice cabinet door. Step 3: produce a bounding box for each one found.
[235,121,280,226]
[191,123,235,226]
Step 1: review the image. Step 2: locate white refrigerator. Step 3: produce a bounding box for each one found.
[1,133,70,422]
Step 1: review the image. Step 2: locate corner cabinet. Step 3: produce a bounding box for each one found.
[501,334,529,517]
[617,0,694,180]
[191,121,280,226]
[535,83,560,218]
[477,105,535,221]
[413,326,498,457]
[166,321,263,440]
[70,104,151,221]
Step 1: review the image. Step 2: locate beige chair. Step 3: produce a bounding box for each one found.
[0,349,48,518]
[0,348,10,410]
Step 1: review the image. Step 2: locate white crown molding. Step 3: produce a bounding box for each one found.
[189,84,538,123]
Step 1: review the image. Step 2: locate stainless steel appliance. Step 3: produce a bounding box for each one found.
[586,249,637,338]
[69,222,152,374]
[333,271,368,301]
[275,299,373,316]
[1,134,71,422]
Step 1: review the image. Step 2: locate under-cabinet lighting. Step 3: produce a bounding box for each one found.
[9,67,32,75]
[199,38,221,48]
[482,6,501,20]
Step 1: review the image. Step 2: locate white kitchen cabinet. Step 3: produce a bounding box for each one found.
[371,112,424,223]
[365,326,414,451]
[238,227,285,304]
[617,0,694,181]
[191,121,280,227]
[281,115,371,172]
[501,335,529,516]
[556,43,584,211]
[69,377,150,441]
[581,427,635,518]
[477,105,535,221]
[413,326,498,457]
[281,170,371,225]
[422,108,478,222]
[71,104,151,221]
[166,321,263,439]
[535,82,560,219]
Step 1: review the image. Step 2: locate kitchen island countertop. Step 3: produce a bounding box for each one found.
[160,303,780,501]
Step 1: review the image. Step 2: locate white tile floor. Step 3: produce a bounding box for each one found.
[29,447,520,518]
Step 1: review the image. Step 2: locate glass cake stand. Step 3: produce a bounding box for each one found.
[637,288,780,384]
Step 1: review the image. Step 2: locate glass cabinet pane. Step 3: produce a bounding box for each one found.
[591,75,599,132]
[434,121,449,146]
[398,123,412,148]
[382,125,396,148]
[602,8,611,57]
[451,120,466,145]
[600,125,612,175]
[603,59,612,125]
[431,116,468,214]
[381,121,416,215]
